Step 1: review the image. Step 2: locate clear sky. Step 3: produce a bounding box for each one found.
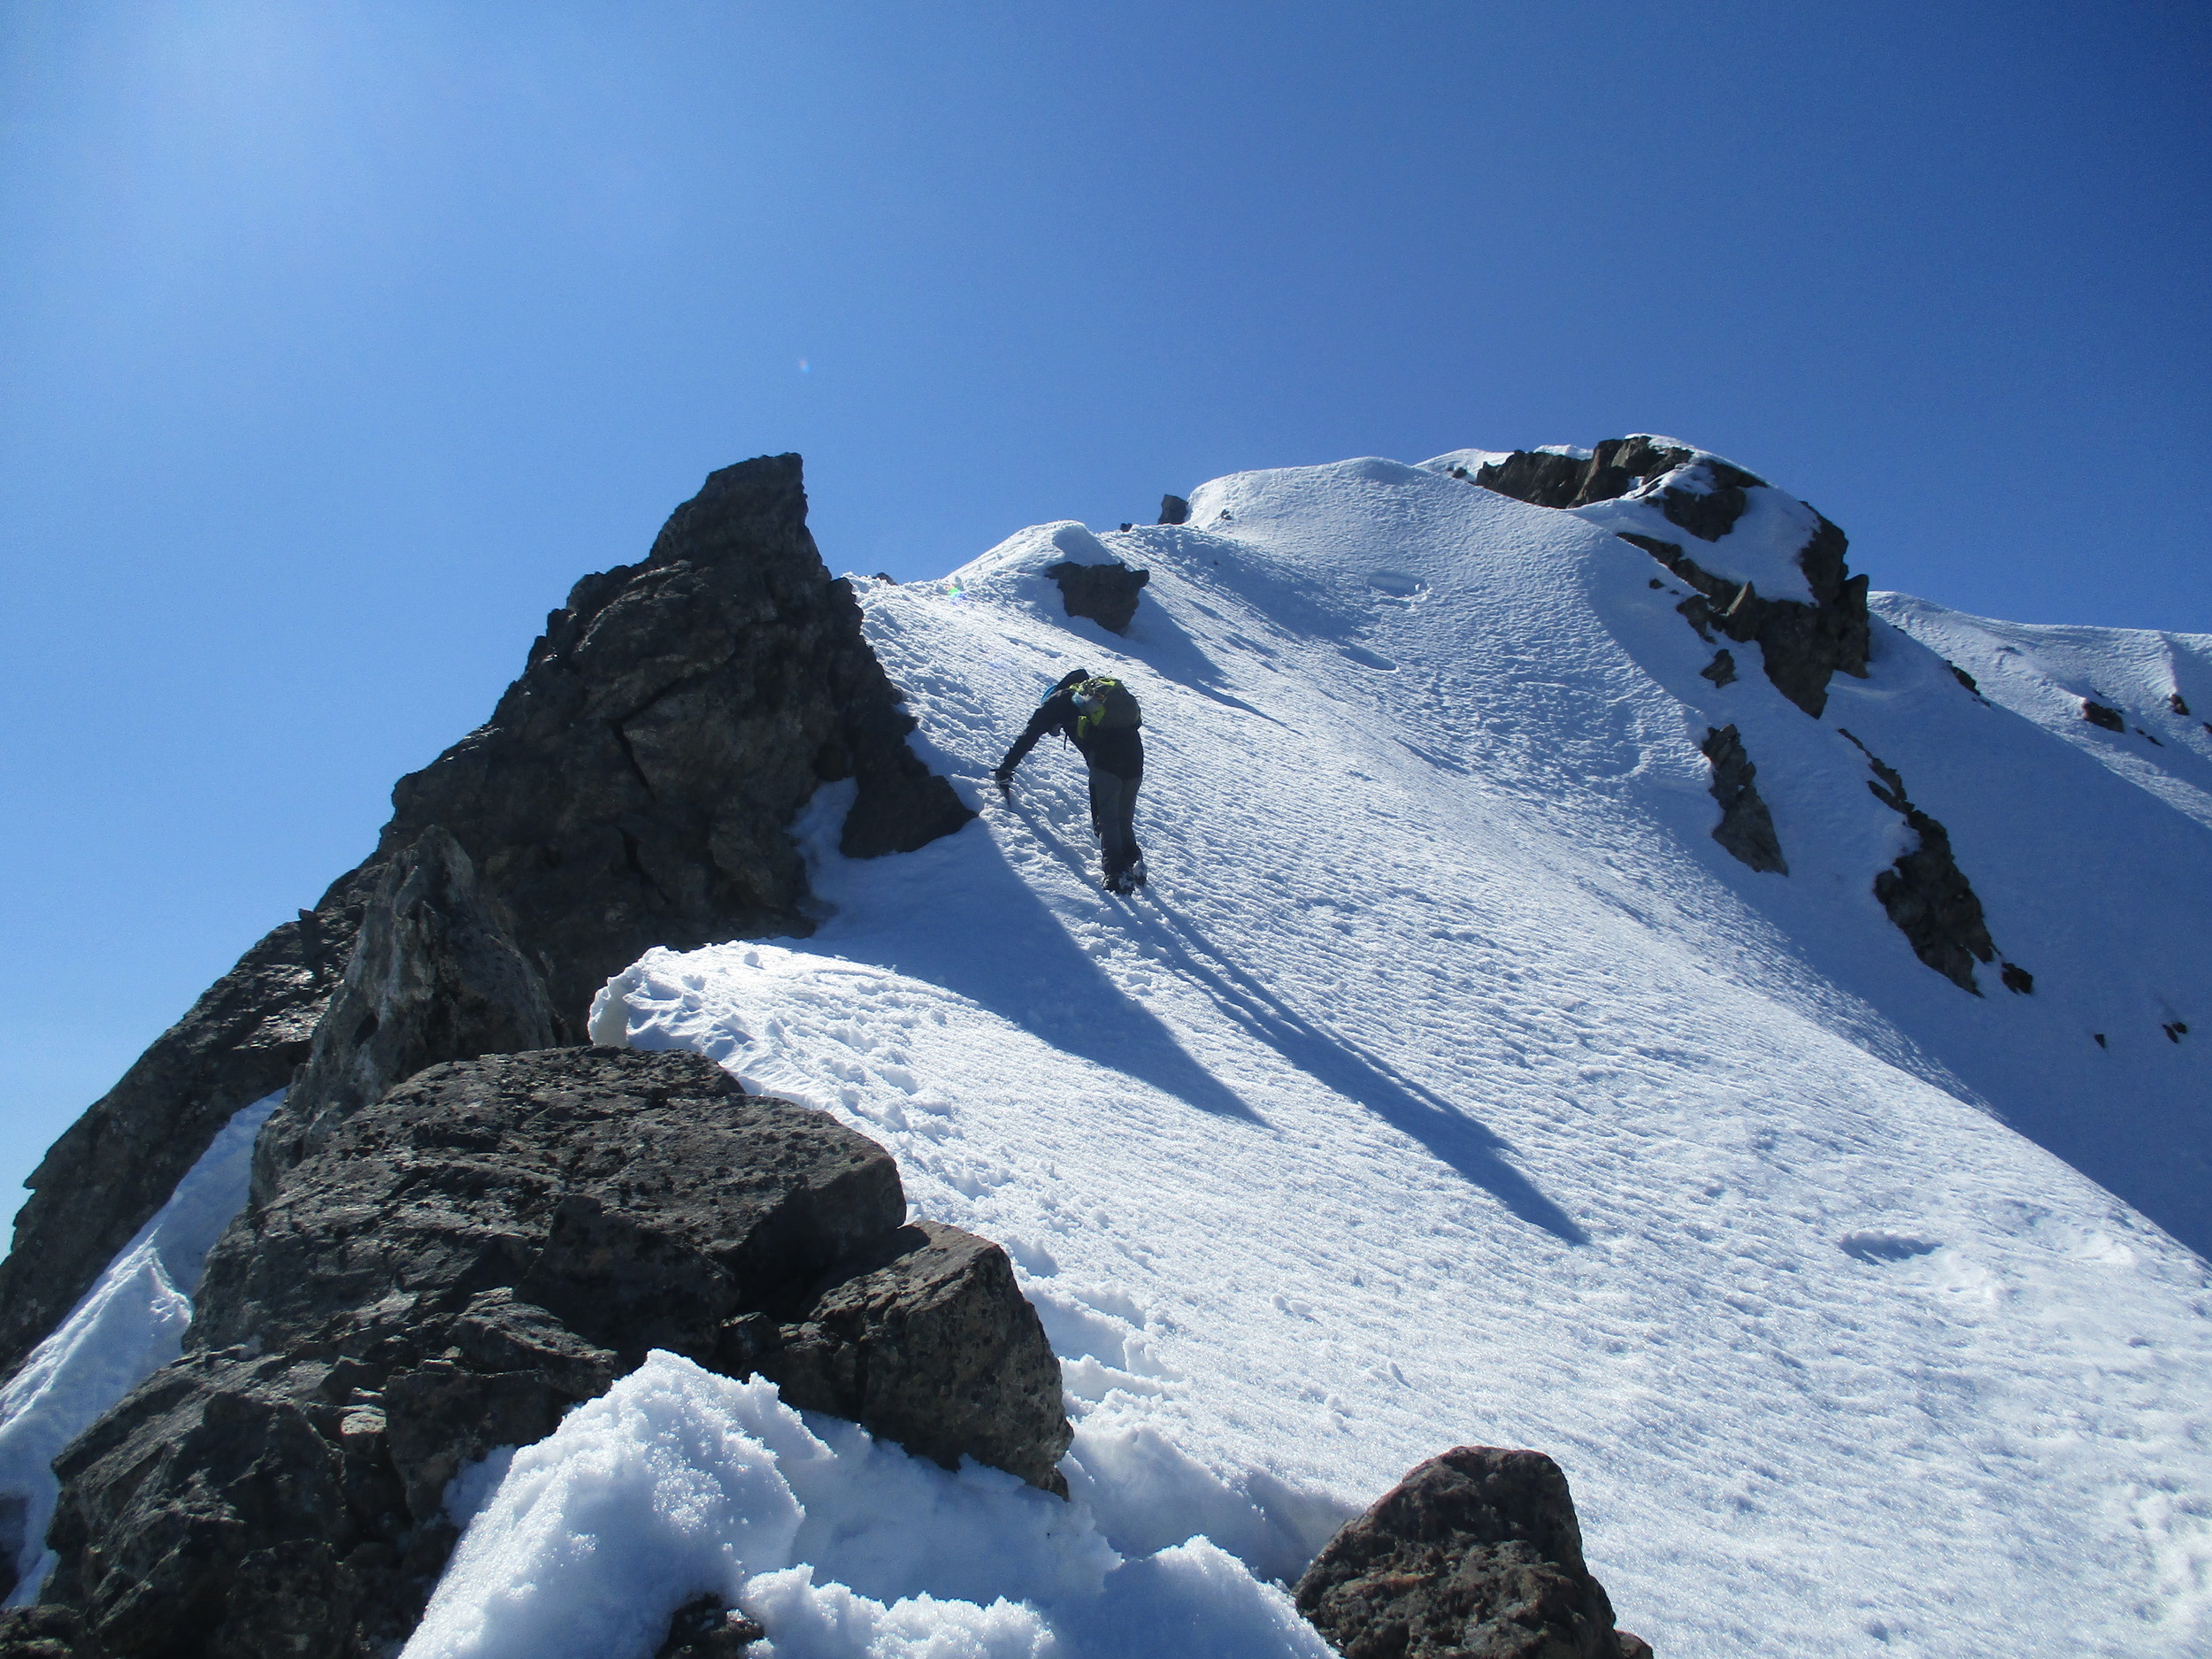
[3,0,2207,1224]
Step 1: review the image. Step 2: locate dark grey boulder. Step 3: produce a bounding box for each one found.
[729,1219,1073,1494]
[1294,1446,1647,1659]
[36,1048,1067,1658]
[0,867,374,1384]
[1698,650,1737,688]
[1157,494,1191,526]
[1841,731,2009,994]
[1700,726,1788,875]
[250,825,560,1202]
[1043,561,1151,634]
[372,453,972,1022]
[2082,699,2124,732]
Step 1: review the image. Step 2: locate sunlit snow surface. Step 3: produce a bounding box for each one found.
[405,1353,1326,1659]
[465,457,2209,1655]
[0,1093,280,1601]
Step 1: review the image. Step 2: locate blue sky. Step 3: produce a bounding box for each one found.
[2,0,2207,1219]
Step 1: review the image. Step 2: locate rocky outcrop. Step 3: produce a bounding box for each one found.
[1840,731,2027,995]
[0,870,374,1384]
[1460,439,1870,719]
[1699,649,1737,688]
[0,454,973,1386]
[1043,561,1151,634]
[250,826,560,1202]
[1701,726,1788,875]
[35,1048,1067,1658]
[2082,699,2124,732]
[1157,494,1191,526]
[373,453,972,1021]
[1624,524,1870,719]
[1455,436,1746,516]
[1294,1446,1648,1659]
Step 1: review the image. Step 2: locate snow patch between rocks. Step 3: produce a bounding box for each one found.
[0,1093,280,1601]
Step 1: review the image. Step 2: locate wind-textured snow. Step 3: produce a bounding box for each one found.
[587,455,2212,1655]
[0,1093,280,1602]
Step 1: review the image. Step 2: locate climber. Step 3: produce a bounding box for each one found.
[994,668,1148,894]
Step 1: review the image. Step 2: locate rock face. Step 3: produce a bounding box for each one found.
[250,826,560,1202]
[1840,730,2024,995]
[373,453,972,1022]
[0,870,373,1384]
[1463,439,1870,719]
[1294,1446,1648,1659]
[0,453,973,1386]
[1157,494,1191,526]
[1700,726,1788,875]
[1044,561,1151,634]
[35,1048,1067,1658]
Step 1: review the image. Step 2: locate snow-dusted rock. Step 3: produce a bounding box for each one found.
[1447,435,1872,718]
[1839,732,2013,995]
[1699,725,1788,875]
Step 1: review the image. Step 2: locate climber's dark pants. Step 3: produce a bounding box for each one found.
[1087,765,1142,882]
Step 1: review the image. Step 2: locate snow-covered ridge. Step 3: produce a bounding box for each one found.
[567,448,2210,1654]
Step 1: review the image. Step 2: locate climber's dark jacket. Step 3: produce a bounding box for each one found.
[996,688,1144,782]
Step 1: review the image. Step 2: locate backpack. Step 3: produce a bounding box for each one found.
[1072,676,1141,739]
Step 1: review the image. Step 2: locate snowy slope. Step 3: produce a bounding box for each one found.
[527,454,2211,1656]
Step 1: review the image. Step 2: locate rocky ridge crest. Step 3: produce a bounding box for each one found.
[0,454,973,1389]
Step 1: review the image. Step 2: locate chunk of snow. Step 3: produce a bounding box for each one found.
[403,1352,1315,1659]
